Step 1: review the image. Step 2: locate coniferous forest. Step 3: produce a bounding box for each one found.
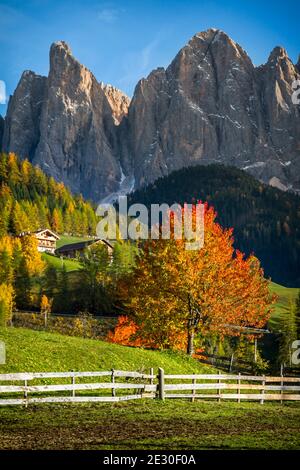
[0,152,98,237]
[128,164,300,287]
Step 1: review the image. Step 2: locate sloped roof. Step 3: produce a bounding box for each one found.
[56,239,112,254]
[18,229,60,240]
[34,229,60,240]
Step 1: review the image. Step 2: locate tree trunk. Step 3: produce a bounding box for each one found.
[187,328,195,356]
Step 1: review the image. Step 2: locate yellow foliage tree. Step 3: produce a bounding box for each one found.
[40,294,53,328]
[0,283,14,326]
[20,235,45,276]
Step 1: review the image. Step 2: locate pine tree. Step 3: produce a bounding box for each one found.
[80,243,111,313]
[42,265,58,300]
[55,265,69,313]
[0,152,98,237]
[12,201,30,233]
[110,241,137,280]
[0,248,13,284]
[0,283,14,326]
[20,235,45,276]
[14,256,31,310]
[51,208,64,233]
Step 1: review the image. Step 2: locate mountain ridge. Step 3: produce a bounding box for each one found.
[1,29,299,200]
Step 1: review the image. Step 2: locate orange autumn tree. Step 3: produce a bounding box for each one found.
[108,315,143,347]
[108,314,187,350]
[115,204,276,355]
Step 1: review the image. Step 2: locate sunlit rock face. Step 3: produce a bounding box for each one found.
[2,41,130,201]
[2,30,299,200]
[124,29,300,192]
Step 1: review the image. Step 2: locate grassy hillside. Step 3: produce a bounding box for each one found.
[269,282,299,329]
[43,235,92,272]
[43,235,97,271]
[0,329,299,451]
[42,252,81,272]
[0,327,212,374]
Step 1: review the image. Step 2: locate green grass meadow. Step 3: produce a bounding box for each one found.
[0,327,300,450]
[0,327,212,374]
[1,256,299,451]
[269,282,299,330]
[0,400,299,450]
[42,252,81,272]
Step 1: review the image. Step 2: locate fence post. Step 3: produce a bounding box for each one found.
[192,374,196,402]
[280,366,284,405]
[150,367,154,398]
[150,368,154,386]
[24,378,28,408]
[260,375,265,404]
[254,338,257,363]
[111,369,116,398]
[71,370,76,398]
[158,368,165,400]
[229,353,234,372]
[238,372,241,403]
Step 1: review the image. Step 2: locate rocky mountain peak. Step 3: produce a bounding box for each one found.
[1,40,127,200]
[1,29,300,200]
[264,45,297,82]
[124,29,300,193]
[50,40,73,63]
[100,83,130,125]
[49,40,91,87]
[2,70,46,160]
[268,46,288,63]
[50,41,74,69]
[190,28,249,59]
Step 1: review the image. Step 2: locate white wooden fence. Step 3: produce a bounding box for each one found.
[0,368,299,406]
[158,369,300,403]
[0,370,156,406]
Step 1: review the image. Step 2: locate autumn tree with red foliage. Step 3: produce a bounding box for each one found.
[113,204,276,355]
[108,315,143,347]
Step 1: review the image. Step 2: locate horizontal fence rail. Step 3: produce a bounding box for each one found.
[0,369,157,406]
[160,370,300,403]
[0,369,299,406]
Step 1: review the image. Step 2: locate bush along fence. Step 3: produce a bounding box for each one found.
[0,369,300,406]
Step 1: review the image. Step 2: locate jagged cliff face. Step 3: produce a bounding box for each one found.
[124,29,300,191]
[1,30,299,199]
[2,71,46,160]
[100,83,131,125]
[2,41,130,200]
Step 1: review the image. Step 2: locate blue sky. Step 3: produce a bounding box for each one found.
[0,0,299,115]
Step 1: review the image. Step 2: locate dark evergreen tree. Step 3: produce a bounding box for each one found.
[128,164,300,287]
[14,257,31,310]
[55,265,70,313]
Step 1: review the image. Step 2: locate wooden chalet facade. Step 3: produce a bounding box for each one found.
[55,239,113,259]
[19,229,60,254]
